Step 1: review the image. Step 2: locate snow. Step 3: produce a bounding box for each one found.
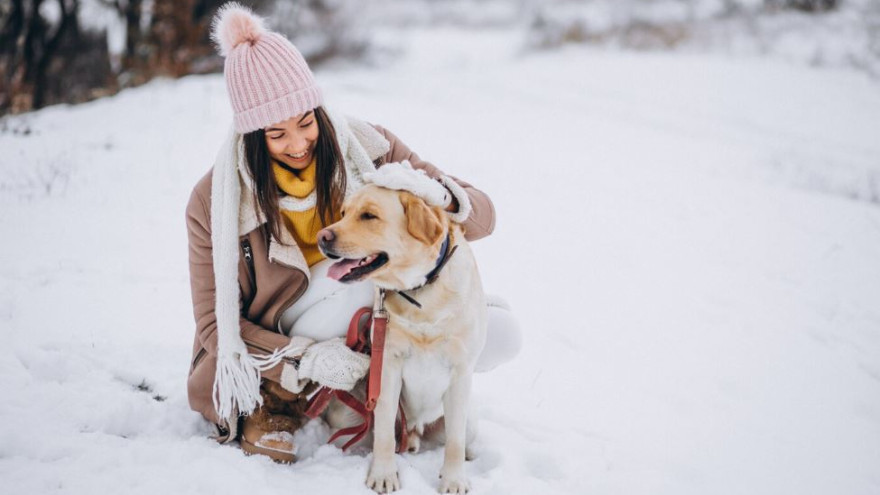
[2,26,880,495]
[523,0,880,77]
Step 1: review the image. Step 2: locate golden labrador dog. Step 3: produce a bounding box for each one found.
[318,185,487,494]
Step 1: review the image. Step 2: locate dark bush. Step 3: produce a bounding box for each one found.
[764,0,838,13]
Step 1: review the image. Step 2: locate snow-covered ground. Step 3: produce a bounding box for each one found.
[2,27,879,494]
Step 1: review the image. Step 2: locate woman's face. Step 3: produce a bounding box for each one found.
[264,110,319,171]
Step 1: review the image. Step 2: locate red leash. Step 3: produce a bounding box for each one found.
[305,297,408,453]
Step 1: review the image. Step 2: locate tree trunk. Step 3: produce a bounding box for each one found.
[122,0,143,71]
[32,0,78,109]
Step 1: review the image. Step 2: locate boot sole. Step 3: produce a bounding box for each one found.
[240,436,297,464]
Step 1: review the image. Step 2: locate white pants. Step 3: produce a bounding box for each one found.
[279,259,522,372]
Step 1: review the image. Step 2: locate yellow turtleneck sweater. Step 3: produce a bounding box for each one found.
[273,159,338,267]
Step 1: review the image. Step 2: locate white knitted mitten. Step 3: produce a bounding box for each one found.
[296,338,370,391]
[363,160,452,208]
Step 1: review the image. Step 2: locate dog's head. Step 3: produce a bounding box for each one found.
[318,185,449,290]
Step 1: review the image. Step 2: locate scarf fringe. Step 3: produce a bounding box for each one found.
[213,352,263,420]
[250,339,309,369]
[212,337,313,421]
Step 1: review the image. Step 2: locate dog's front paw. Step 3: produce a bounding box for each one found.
[367,459,400,493]
[439,467,470,494]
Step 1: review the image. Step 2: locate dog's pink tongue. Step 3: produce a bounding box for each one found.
[327,258,360,281]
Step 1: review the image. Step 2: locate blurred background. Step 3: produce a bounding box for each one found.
[2,0,879,115]
[2,2,880,494]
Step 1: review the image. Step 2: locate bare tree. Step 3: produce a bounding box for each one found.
[1,0,81,113]
[100,0,146,75]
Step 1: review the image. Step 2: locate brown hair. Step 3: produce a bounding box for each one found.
[242,106,346,243]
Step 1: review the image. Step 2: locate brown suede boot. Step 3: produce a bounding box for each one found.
[239,381,311,464]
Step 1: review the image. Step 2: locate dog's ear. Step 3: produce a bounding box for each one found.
[400,192,444,246]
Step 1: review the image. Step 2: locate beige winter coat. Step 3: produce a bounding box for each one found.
[185,122,496,435]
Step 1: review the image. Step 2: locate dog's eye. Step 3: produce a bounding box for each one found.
[360,212,378,221]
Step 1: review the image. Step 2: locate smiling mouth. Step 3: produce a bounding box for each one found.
[326,252,389,283]
[286,150,310,161]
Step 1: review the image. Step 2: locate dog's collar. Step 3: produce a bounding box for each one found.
[395,233,457,309]
[425,233,454,285]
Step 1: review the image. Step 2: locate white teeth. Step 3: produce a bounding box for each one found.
[287,151,307,159]
[359,254,377,266]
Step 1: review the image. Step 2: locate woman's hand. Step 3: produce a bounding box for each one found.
[293,338,370,391]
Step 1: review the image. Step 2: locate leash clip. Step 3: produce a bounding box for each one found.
[373,288,388,319]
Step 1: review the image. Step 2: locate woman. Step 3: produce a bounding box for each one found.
[186,2,521,463]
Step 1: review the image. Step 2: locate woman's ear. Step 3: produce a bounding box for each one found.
[400,192,444,246]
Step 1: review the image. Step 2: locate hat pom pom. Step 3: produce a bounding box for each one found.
[211,2,267,57]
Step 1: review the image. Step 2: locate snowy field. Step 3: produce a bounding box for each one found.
[2,27,880,494]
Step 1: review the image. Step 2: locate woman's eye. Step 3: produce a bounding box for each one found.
[268,134,284,140]
[300,120,314,128]
[360,212,377,221]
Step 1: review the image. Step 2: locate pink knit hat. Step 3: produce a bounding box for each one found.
[211,2,323,134]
